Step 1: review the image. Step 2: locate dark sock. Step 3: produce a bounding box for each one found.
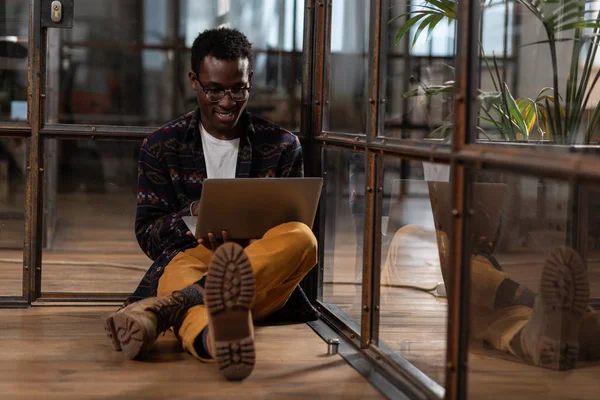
[193,327,212,359]
[494,279,536,309]
[177,284,204,306]
[175,276,206,306]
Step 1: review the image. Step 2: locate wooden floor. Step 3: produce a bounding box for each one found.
[0,307,383,400]
[3,191,600,399]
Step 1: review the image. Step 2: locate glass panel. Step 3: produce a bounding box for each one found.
[46,0,304,131]
[379,157,448,385]
[41,139,147,293]
[321,148,365,329]
[382,0,456,141]
[325,0,370,133]
[474,1,600,151]
[465,170,600,398]
[383,0,512,142]
[586,184,600,307]
[0,1,29,122]
[0,137,27,296]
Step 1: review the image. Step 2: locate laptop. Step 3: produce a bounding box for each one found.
[385,179,436,238]
[427,181,508,250]
[183,177,323,240]
[384,179,508,248]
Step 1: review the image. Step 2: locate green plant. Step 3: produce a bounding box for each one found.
[395,0,600,144]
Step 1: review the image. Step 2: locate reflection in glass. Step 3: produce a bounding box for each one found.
[383,0,513,141]
[379,158,448,385]
[0,137,27,296]
[41,139,148,293]
[472,1,600,146]
[464,171,600,398]
[321,148,365,327]
[326,0,370,133]
[46,0,304,130]
[0,1,28,122]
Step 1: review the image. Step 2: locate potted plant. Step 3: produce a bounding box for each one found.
[394,0,600,251]
[395,0,600,144]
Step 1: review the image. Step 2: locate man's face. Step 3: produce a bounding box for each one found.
[189,55,252,137]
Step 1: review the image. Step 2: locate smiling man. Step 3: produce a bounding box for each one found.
[104,28,319,381]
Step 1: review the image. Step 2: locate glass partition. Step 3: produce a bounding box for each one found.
[0,0,29,123]
[466,1,600,150]
[45,0,304,131]
[464,169,600,398]
[383,0,514,143]
[321,147,366,330]
[379,156,448,385]
[324,0,370,134]
[0,137,27,296]
[40,139,147,293]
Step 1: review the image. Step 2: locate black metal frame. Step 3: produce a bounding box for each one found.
[2,1,600,400]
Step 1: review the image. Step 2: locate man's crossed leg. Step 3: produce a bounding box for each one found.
[105,222,317,381]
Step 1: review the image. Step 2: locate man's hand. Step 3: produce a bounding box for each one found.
[185,230,231,251]
[186,229,261,250]
[186,230,203,246]
[475,235,494,254]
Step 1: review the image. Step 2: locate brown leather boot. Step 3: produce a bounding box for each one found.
[105,292,191,360]
[519,246,589,370]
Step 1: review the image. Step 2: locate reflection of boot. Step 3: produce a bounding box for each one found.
[519,246,589,370]
[579,311,600,361]
[435,229,536,311]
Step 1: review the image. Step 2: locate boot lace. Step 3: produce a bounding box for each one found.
[147,292,190,335]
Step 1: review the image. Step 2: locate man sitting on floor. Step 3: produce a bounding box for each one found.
[104,28,319,381]
[384,224,600,370]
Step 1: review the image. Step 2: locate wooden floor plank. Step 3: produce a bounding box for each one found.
[0,307,384,400]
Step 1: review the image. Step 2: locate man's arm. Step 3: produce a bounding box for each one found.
[280,136,304,178]
[135,138,194,260]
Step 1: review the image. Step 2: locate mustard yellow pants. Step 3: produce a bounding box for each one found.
[383,225,531,356]
[157,222,318,360]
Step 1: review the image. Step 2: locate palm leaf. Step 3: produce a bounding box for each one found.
[503,83,529,138]
[412,14,439,48]
[395,14,428,45]
[522,101,538,133]
[427,14,445,36]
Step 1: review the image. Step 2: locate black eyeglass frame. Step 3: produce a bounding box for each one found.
[192,73,252,103]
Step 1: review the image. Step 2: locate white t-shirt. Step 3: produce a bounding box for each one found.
[200,124,240,179]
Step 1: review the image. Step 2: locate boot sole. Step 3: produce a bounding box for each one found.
[104,312,149,360]
[104,314,121,351]
[205,242,256,381]
[535,246,589,370]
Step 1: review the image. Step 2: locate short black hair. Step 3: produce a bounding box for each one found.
[190,28,253,76]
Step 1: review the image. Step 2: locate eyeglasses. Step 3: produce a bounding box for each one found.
[194,74,251,103]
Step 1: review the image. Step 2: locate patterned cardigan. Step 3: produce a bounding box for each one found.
[124,108,319,323]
